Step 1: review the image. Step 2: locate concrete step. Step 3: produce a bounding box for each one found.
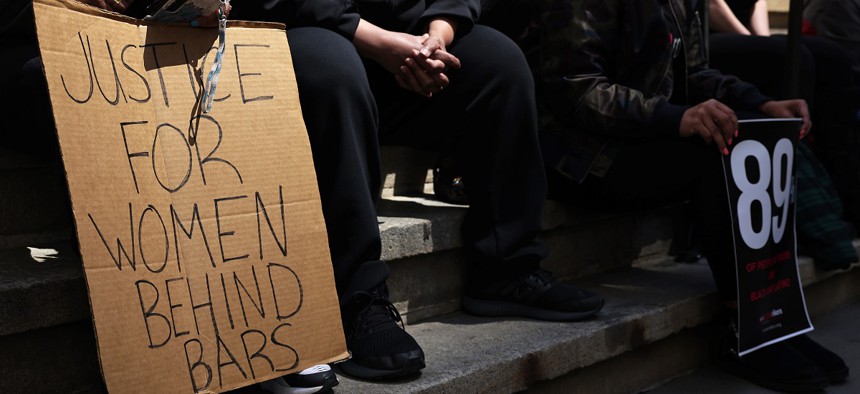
[2,241,856,393]
[334,257,860,394]
[650,300,860,394]
[380,195,679,322]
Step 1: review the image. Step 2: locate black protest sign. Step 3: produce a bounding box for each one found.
[722,118,813,356]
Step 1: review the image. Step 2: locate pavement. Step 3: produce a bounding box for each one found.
[648,301,860,394]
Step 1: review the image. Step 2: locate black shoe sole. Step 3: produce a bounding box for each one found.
[461,296,604,322]
[338,357,425,381]
[825,366,850,384]
[716,357,830,392]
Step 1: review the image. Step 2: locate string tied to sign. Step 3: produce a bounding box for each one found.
[189,0,228,145]
[199,0,228,114]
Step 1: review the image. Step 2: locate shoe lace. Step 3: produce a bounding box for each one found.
[348,291,404,339]
[504,268,555,300]
[527,268,555,286]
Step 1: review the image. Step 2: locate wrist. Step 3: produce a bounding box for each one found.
[758,100,775,114]
[353,19,389,60]
[427,18,457,47]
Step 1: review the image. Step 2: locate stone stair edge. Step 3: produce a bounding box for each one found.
[335,255,860,393]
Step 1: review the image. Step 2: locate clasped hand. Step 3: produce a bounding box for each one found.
[376,31,461,97]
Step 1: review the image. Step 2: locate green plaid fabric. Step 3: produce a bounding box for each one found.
[796,142,858,270]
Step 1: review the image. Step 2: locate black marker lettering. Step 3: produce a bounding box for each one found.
[267,263,303,320]
[121,44,151,103]
[220,273,236,331]
[88,204,136,271]
[170,203,216,270]
[165,277,190,338]
[192,115,243,186]
[120,120,149,194]
[270,323,300,372]
[141,42,177,107]
[234,267,265,327]
[187,273,219,337]
[216,335,248,387]
[151,123,193,193]
[240,329,273,379]
[234,44,273,103]
[138,204,170,273]
[135,280,171,348]
[256,186,287,260]
[88,38,126,105]
[184,339,212,393]
[214,195,250,263]
[61,32,94,104]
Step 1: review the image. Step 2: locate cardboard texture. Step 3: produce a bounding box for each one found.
[32,0,348,392]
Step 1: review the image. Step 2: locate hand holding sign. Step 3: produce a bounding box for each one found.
[759,99,812,138]
[679,99,740,156]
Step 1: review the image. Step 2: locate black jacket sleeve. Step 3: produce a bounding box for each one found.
[246,1,479,40]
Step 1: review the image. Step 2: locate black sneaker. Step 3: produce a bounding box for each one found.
[259,364,339,394]
[462,268,604,321]
[717,325,829,392]
[339,287,425,380]
[788,334,850,384]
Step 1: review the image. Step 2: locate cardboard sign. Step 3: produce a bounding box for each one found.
[33,0,348,392]
[722,118,813,356]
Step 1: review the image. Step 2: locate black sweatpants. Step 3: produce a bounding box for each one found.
[287,26,549,303]
[546,139,737,299]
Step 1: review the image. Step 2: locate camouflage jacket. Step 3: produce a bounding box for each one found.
[537,0,770,181]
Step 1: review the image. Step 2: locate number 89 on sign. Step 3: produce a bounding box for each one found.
[730,139,794,250]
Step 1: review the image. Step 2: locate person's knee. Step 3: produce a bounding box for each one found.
[287,27,370,101]
[451,25,533,90]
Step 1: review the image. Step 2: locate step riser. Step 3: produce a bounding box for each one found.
[389,211,675,324]
[0,168,72,236]
[523,326,714,394]
[0,321,104,394]
[532,269,860,394]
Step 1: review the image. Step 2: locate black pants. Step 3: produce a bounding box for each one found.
[546,139,736,299]
[287,26,549,303]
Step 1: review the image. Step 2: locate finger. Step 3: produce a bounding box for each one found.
[695,124,713,144]
[796,102,812,137]
[712,101,738,140]
[399,65,424,94]
[405,57,439,94]
[394,74,412,92]
[433,72,450,89]
[400,65,431,97]
[193,3,230,27]
[411,49,447,73]
[418,36,440,58]
[703,117,729,155]
[433,50,462,69]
